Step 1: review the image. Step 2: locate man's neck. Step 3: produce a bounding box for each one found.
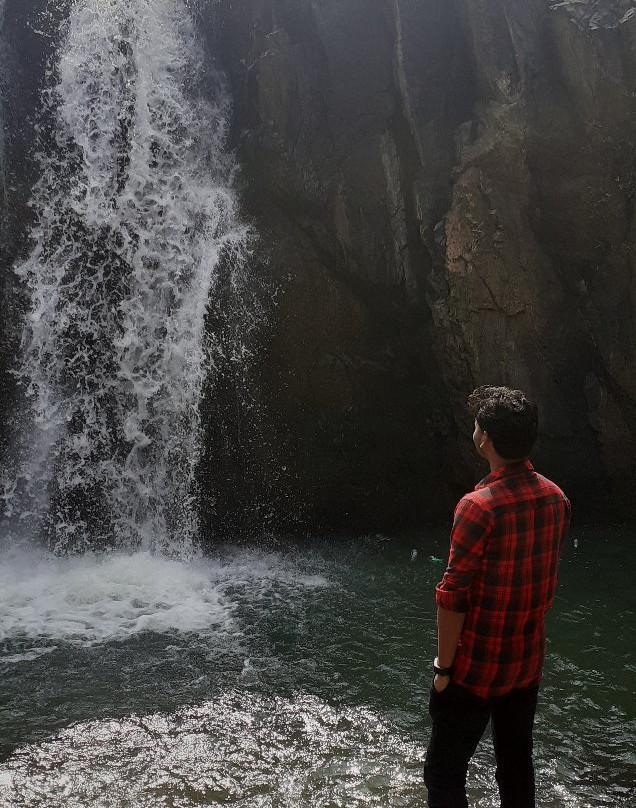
[487,455,525,473]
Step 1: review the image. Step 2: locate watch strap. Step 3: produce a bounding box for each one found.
[433,662,453,677]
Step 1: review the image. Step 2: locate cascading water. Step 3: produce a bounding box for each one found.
[4,0,248,554]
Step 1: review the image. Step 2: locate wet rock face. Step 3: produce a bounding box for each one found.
[547,0,636,30]
[217,0,636,525]
[214,0,481,528]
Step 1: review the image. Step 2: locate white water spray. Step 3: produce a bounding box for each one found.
[7,0,248,554]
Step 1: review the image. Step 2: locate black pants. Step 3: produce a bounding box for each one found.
[424,680,539,808]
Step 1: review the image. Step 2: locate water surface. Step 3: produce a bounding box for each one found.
[0,527,634,807]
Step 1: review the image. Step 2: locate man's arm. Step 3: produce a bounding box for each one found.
[433,496,492,690]
[434,606,466,692]
[437,605,466,669]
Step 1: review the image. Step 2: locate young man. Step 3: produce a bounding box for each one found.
[424,386,571,808]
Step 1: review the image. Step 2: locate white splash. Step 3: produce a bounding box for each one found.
[9,0,248,554]
[0,547,329,659]
[0,551,231,651]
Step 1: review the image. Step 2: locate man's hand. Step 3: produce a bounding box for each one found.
[433,674,451,693]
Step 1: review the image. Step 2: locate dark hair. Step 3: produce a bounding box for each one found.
[468,386,538,459]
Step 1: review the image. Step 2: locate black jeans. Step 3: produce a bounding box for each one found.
[424,680,539,808]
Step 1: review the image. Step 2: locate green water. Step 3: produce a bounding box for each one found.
[0,527,634,807]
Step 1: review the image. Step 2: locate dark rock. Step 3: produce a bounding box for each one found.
[215,0,636,526]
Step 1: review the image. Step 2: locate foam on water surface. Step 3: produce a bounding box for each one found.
[0,547,330,658]
[0,552,230,650]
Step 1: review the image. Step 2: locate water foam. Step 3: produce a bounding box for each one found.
[0,552,232,651]
[8,0,249,554]
[0,547,329,658]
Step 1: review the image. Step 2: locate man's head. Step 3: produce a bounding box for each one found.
[468,385,538,461]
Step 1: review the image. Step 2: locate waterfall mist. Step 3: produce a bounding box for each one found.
[3,0,251,555]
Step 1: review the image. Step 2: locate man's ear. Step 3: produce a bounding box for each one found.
[479,431,489,450]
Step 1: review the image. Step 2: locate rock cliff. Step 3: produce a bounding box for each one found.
[215,0,636,527]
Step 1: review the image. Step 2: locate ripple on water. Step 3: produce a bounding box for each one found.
[0,692,428,808]
[0,689,627,808]
[1,541,634,808]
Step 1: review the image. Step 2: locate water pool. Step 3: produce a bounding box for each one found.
[1,527,634,807]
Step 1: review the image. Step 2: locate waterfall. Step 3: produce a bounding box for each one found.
[5,0,248,555]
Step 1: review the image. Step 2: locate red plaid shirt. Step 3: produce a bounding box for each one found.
[436,460,570,698]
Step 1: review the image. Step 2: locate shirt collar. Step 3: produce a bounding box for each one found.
[475,459,534,490]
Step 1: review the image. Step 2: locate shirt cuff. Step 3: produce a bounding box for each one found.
[435,585,469,613]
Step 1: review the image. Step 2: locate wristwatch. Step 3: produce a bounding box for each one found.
[433,660,453,677]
